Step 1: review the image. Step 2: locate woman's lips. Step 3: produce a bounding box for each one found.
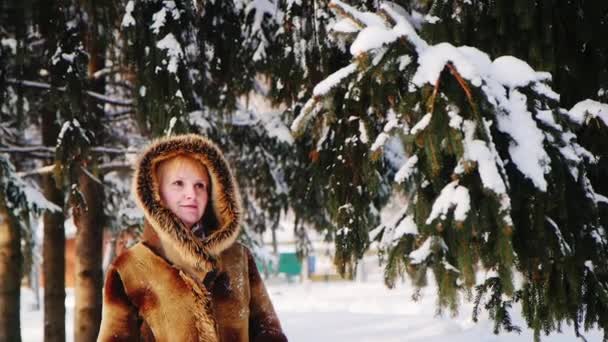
[180,204,198,210]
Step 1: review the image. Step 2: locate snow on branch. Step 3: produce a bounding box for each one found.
[329,0,386,29]
[371,205,418,249]
[409,236,447,264]
[568,99,608,126]
[6,79,133,107]
[425,180,471,224]
[122,0,136,28]
[304,1,594,197]
[0,156,61,215]
[156,33,183,74]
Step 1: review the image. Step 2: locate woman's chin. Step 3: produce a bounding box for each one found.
[178,217,199,228]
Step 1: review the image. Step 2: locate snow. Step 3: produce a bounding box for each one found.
[532,82,560,101]
[409,236,443,264]
[568,99,608,126]
[335,1,426,57]
[166,116,178,136]
[150,5,168,34]
[121,1,136,28]
[495,89,550,191]
[372,204,418,248]
[426,180,471,224]
[330,0,386,29]
[246,0,281,34]
[313,63,357,96]
[461,120,507,195]
[156,33,183,74]
[290,98,322,133]
[410,113,432,134]
[397,55,411,70]
[490,56,550,88]
[350,26,402,56]
[447,106,464,128]
[370,132,389,151]
[395,155,418,183]
[331,18,360,33]
[19,261,605,342]
[595,192,608,205]
[150,1,180,34]
[358,120,369,144]
[1,38,17,54]
[22,184,62,214]
[536,109,561,130]
[425,14,441,24]
[0,155,61,215]
[245,0,283,61]
[413,43,483,88]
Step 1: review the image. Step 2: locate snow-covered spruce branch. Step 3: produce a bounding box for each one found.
[7,79,133,107]
[17,162,133,178]
[293,1,607,337]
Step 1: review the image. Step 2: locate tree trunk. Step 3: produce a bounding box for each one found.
[42,112,66,342]
[37,0,67,338]
[73,2,107,341]
[0,203,22,342]
[73,170,104,342]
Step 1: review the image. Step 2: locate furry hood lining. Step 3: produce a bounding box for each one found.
[132,134,242,270]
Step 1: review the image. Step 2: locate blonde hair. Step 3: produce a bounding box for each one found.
[156,154,209,184]
[154,154,219,232]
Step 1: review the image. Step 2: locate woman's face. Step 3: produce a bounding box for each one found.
[158,157,210,229]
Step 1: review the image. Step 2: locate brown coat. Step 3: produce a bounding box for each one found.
[97,134,287,342]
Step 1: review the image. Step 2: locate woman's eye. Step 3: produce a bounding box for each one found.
[195,183,206,190]
[172,180,184,186]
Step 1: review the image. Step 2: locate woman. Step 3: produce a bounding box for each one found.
[97,134,287,341]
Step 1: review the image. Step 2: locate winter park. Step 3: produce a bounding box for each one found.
[1,1,608,341]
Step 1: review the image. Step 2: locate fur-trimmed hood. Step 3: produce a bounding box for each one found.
[132,134,242,271]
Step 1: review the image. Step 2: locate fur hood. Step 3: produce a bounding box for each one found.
[132,134,242,271]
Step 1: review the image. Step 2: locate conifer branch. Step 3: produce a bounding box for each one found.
[0,146,138,155]
[6,79,133,107]
[328,1,366,29]
[446,63,474,109]
[18,162,133,177]
[428,75,441,115]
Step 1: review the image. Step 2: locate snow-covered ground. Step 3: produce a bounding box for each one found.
[21,273,603,341]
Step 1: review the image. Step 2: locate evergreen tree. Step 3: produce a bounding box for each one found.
[0,2,59,340]
[0,154,60,342]
[291,2,607,340]
[46,2,107,340]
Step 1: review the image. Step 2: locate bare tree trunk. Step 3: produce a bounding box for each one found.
[37,0,67,339]
[73,2,106,341]
[0,203,22,342]
[42,114,66,342]
[73,170,104,342]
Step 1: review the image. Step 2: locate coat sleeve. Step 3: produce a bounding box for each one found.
[97,265,141,342]
[246,248,288,342]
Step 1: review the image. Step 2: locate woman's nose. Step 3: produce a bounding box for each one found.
[184,185,196,198]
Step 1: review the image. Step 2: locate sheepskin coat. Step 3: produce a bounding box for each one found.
[97,134,287,342]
